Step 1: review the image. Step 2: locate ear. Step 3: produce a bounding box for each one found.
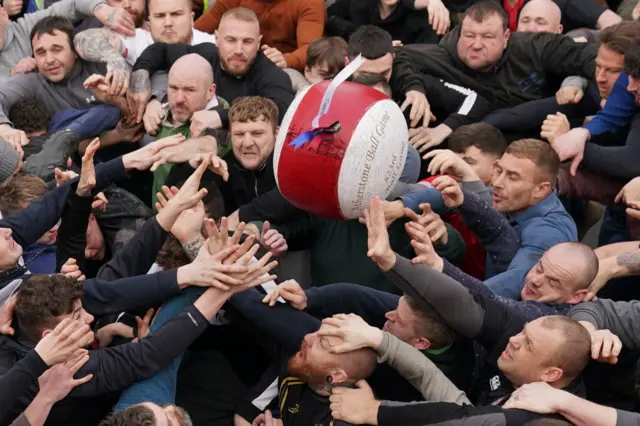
[214,29,219,41]
[533,182,552,200]
[413,337,431,351]
[504,28,511,44]
[190,11,195,23]
[566,289,588,304]
[259,34,263,44]
[541,366,564,384]
[344,56,350,66]
[41,328,53,340]
[274,125,280,139]
[330,368,349,385]
[557,24,564,34]
[207,83,216,102]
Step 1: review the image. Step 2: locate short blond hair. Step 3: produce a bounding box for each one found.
[221,7,259,23]
[229,96,278,131]
[506,139,560,186]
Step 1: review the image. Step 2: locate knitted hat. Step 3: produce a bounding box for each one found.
[0,140,21,185]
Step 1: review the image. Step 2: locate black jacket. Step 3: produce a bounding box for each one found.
[132,43,294,127]
[401,29,597,108]
[326,0,438,46]
[0,304,210,426]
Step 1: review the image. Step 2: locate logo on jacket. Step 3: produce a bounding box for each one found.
[489,375,501,391]
[85,95,96,104]
[518,73,545,93]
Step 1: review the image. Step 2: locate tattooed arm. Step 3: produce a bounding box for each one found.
[182,236,206,262]
[74,28,131,96]
[587,244,640,299]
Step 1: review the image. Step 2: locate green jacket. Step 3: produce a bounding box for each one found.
[152,96,231,202]
[274,216,466,294]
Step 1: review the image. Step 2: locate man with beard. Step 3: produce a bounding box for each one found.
[73,0,216,94]
[103,302,378,426]
[126,7,294,131]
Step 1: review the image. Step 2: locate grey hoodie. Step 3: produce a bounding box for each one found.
[0,59,106,126]
[0,0,105,84]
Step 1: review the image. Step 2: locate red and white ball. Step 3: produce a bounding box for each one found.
[274,81,408,220]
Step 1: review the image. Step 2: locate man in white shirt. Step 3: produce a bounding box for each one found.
[73,0,215,92]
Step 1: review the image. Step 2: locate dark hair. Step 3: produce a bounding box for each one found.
[506,139,560,186]
[156,235,191,270]
[404,294,455,349]
[462,1,509,31]
[351,72,392,96]
[306,37,348,78]
[9,99,50,135]
[15,274,84,343]
[99,405,156,426]
[348,25,393,60]
[448,123,506,158]
[30,16,76,53]
[229,96,278,132]
[599,21,640,56]
[0,172,48,217]
[540,316,591,380]
[624,45,640,78]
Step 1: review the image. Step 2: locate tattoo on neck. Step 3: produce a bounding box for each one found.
[130,69,151,93]
[182,236,205,261]
[617,250,640,274]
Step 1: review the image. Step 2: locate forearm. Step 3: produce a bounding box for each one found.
[161,136,217,163]
[442,259,496,300]
[458,191,520,271]
[550,390,617,426]
[595,241,640,259]
[23,394,55,426]
[55,191,92,273]
[73,28,124,63]
[0,351,48,422]
[385,255,485,339]
[79,129,126,155]
[97,217,168,281]
[377,332,470,404]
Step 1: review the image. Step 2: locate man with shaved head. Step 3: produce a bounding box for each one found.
[148,53,228,201]
[517,0,563,34]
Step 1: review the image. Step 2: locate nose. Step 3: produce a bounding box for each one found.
[385,311,395,321]
[471,37,483,49]
[492,171,505,188]
[163,14,172,26]
[304,332,317,346]
[596,69,607,83]
[508,334,521,349]
[85,312,95,325]
[628,80,640,93]
[45,52,56,64]
[0,228,12,239]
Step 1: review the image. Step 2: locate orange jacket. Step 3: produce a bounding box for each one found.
[194,0,326,71]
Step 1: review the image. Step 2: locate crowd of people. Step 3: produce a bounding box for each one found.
[1,0,640,424]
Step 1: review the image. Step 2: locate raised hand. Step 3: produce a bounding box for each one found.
[404,203,448,245]
[259,221,288,257]
[76,138,100,197]
[133,308,155,342]
[423,149,479,182]
[204,217,246,255]
[364,197,396,271]
[143,99,165,136]
[37,350,94,403]
[122,134,186,171]
[60,258,86,281]
[433,175,464,208]
[34,319,95,366]
[318,313,383,353]
[404,220,444,271]
[262,279,307,309]
[189,152,229,181]
[127,69,152,123]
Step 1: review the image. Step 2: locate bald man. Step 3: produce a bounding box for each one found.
[517,0,563,33]
[150,53,229,202]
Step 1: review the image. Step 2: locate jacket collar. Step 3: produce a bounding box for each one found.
[507,190,562,225]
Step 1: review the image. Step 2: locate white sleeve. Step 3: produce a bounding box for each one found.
[122,30,153,65]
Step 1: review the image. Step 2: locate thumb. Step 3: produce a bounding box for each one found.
[354,379,370,390]
[262,221,271,237]
[570,154,582,177]
[574,90,584,103]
